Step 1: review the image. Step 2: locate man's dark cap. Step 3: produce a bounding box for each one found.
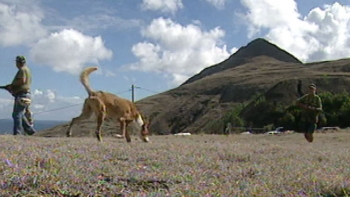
[15,56,26,63]
[309,84,316,89]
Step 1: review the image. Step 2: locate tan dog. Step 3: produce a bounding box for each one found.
[66,66,150,143]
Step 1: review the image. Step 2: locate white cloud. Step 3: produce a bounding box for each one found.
[141,0,183,14]
[0,1,48,46]
[32,104,45,110]
[240,0,350,62]
[64,14,142,33]
[33,89,56,103]
[32,91,84,120]
[205,0,227,9]
[30,29,113,75]
[0,97,13,108]
[129,17,233,85]
[104,70,116,77]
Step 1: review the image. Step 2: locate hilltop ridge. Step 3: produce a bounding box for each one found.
[182,38,302,85]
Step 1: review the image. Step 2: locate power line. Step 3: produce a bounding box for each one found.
[129,85,160,102]
[115,89,132,95]
[34,89,131,115]
[138,87,160,94]
[35,103,83,115]
[1,87,155,117]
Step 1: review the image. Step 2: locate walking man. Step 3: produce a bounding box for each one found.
[295,84,322,142]
[5,55,36,135]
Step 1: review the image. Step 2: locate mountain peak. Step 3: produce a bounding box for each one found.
[233,38,302,63]
[182,38,302,85]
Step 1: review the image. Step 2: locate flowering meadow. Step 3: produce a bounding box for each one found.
[0,131,349,196]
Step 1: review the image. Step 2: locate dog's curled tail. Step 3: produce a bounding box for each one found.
[80,66,98,95]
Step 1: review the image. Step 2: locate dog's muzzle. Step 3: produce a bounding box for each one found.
[141,135,150,142]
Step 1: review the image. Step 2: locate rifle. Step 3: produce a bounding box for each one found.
[0,85,14,96]
[0,85,10,91]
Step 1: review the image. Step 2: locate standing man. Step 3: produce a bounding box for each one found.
[5,55,36,135]
[295,84,322,142]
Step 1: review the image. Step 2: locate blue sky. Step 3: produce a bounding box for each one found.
[1,0,350,121]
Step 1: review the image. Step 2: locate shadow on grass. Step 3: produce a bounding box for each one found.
[1,175,181,196]
[319,186,350,197]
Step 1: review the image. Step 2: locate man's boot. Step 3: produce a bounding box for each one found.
[304,133,313,143]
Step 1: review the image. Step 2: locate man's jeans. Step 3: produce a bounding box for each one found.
[12,92,36,135]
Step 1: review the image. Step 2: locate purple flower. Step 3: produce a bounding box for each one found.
[298,190,307,197]
[5,159,14,167]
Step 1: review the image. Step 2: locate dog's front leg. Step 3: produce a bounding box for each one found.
[125,123,131,143]
[119,118,131,143]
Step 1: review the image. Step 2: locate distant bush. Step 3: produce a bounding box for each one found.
[239,91,350,131]
[223,104,245,128]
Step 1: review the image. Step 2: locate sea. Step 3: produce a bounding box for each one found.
[0,119,67,134]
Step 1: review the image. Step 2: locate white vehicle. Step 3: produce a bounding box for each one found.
[174,132,191,136]
[265,127,284,135]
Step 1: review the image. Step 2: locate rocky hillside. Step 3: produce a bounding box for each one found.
[37,38,350,137]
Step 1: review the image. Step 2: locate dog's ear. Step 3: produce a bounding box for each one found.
[144,116,151,126]
[144,119,151,127]
[140,113,150,125]
[147,116,152,126]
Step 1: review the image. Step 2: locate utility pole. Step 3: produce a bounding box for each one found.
[131,84,140,102]
[131,84,134,102]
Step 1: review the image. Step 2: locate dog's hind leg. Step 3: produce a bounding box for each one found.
[66,99,92,137]
[89,97,106,142]
[95,112,106,142]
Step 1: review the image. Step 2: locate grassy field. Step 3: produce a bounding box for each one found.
[0,131,349,197]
